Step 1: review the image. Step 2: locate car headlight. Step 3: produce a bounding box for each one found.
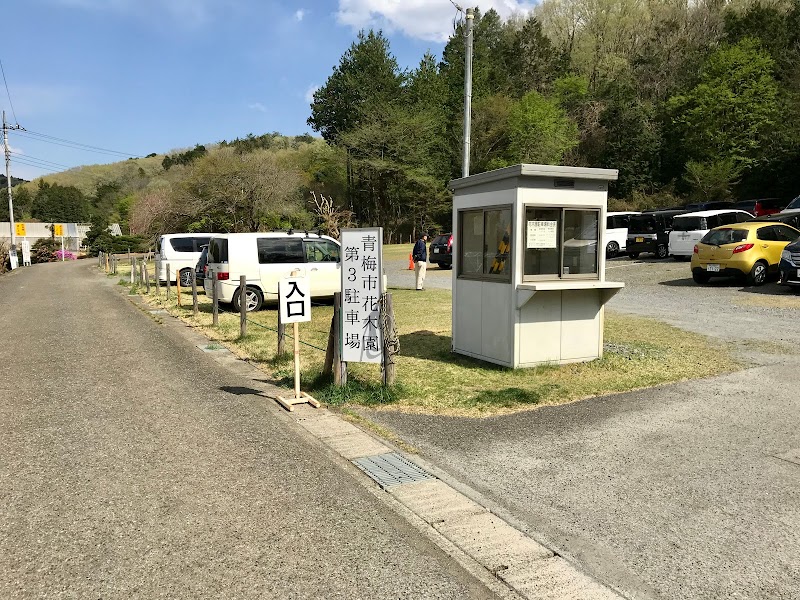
[782,249,792,262]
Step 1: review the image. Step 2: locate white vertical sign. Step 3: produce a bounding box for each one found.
[340,228,383,363]
[21,240,31,266]
[279,277,311,323]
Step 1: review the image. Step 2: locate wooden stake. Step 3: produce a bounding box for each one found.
[323,310,335,376]
[239,275,247,337]
[191,271,198,317]
[144,262,150,294]
[332,292,347,386]
[176,271,182,307]
[212,273,219,326]
[277,308,285,356]
[166,265,171,300]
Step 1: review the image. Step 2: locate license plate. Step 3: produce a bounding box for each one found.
[635,237,644,243]
[433,248,440,253]
[707,264,720,272]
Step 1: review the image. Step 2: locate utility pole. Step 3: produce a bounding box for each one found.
[462,7,475,178]
[3,110,24,256]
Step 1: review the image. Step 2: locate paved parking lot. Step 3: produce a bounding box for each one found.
[375,255,800,599]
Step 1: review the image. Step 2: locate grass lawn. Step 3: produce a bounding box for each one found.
[115,262,742,417]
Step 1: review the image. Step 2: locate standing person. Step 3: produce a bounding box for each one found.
[412,233,428,291]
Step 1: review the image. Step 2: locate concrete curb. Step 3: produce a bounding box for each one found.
[104,267,626,600]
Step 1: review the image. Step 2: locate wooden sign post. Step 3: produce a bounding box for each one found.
[275,274,319,412]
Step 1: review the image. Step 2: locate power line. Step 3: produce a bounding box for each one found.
[0,60,19,126]
[20,129,141,158]
[7,157,62,174]
[8,150,71,169]
[14,131,138,159]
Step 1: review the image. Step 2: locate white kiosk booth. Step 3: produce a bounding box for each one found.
[450,164,624,368]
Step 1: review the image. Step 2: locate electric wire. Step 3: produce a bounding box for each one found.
[8,158,61,174]
[0,59,19,126]
[8,150,71,169]
[19,129,141,158]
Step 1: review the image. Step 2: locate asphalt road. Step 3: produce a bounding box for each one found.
[372,256,800,599]
[0,261,497,599]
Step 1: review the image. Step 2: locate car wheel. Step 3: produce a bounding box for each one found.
[606,241,619,258]
[746,261,768,286]
[232,286,264,312]
[692,269,711,284]
[628,252,640,259]
[656,244,668,259]
[179,268,193,288]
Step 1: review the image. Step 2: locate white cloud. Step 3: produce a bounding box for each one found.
[295,9,306,21]
[304,85,319,104]
[247,102,268,113]
[336,0,536,42]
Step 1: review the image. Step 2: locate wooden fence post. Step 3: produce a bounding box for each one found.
[176,271,182,307]
[323,310,335,376]
[131,257,137,285]
[239,275,247,337]
[212,272,219,326]
[277,307,285,356]
[166,265,171,300]
[191,271,199,317]
[144,261,150,294]
[155,266,161,295]
[332,292,347,386]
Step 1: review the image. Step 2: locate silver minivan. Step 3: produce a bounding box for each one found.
[204,232,341,311]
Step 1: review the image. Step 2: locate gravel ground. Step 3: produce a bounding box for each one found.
[367,254,800,599]
[0,261,497,600]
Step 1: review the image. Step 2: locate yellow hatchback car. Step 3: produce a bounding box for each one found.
[691,221,800,285]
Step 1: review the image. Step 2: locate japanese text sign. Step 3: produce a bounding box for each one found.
[340,228,383,363]
[279,277,311,324]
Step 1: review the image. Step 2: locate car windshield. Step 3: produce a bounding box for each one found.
[672,217,705,232]
[432,235,450,245]
[701,228,748,246]
[786,196,800,210]
[628,216,657,233]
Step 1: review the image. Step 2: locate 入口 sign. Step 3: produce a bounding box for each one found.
[340,227,383,363]
[279,277,311,324]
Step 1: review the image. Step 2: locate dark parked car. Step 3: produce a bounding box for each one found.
[783,195,800,212]
[429,233,453,269]
[195,244,209,284]
[734,198,785,217]
[684,200,735,211]
[626,209,687,259]
[779,234,800,288]
[751,209,800,231]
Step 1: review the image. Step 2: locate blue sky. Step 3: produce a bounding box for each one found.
[3,0,534,181]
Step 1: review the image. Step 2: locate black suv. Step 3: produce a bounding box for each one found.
[626,209,686,259]
[429,233,453,269]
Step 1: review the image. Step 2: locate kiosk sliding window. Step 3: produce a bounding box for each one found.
[458,207,512,281]
[524,207,599,279]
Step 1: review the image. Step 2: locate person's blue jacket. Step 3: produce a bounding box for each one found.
[413,237,427,262]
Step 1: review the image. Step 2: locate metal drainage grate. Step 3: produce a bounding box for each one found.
[352,452,436,489]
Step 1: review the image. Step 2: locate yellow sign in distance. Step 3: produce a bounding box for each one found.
[15,223,26,236]
[53,224,64,236]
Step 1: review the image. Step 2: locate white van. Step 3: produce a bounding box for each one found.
[605,211,639,257]
[203,232,341,311]
[155,233,213,286]
[668,209,753,259]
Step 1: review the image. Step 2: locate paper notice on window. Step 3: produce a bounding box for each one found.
[527,220,558,249]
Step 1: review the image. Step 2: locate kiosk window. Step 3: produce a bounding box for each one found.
[458,207,512,280]
[524,207,599,279]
